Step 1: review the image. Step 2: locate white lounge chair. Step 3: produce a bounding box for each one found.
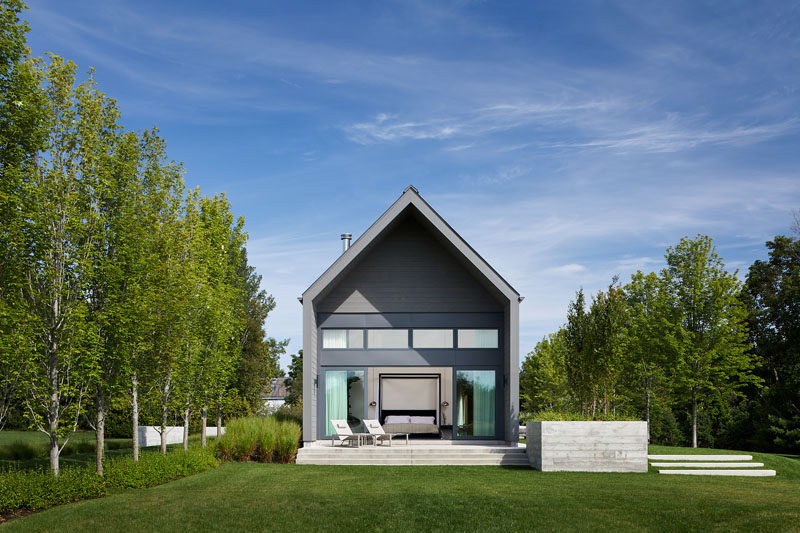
[363,419,409,446]
[330,419,364,447]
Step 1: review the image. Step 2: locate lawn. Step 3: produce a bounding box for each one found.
[0,431,133,471]
[3,447,799,532]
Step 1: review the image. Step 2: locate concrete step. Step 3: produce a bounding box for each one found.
[658,469,776,476]
[650,462,764,468]
[297,456,530,466]
[298,447,525,455]
[648,454,752,461]
[296,446,529,466]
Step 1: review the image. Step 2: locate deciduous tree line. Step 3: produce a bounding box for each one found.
[521,233,800,453]
[0,1,283,475]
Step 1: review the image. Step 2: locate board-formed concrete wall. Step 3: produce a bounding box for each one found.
[526,421,648,472]
[205,426,226,437]
[137,426,183,447]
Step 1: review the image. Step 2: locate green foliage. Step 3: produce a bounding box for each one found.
[520,332,569,413]
[215,416,300,463]
[284,350,303,407]
[0,466,105,515]
[273,403,302,426]
[521,410,639,422]
[0,447,219,515]
[103,448,219,490]
[663,235,758,447]
[741,235,800,453]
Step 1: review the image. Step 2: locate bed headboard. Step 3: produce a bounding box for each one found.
[381,409,437,425]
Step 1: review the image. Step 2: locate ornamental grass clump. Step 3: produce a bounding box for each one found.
[275,422,301,463]
[216,416,301,463]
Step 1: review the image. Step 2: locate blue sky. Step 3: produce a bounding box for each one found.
[23,1,800,369]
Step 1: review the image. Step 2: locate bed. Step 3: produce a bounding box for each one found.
[381,410,440,435]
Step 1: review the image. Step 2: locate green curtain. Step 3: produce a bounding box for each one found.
[325,371,347,435]
[473,371,496,437]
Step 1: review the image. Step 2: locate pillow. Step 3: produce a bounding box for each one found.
[409,416,435,425]
[384,415,411,424]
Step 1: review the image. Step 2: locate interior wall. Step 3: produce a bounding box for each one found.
[367,367,453,424]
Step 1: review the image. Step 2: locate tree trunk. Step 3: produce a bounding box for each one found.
[691,389,698,448]
[49,432,60,476]
[95,390,106,475]
[216,405,222,437]
[200,404,207,448]
[131,373,139,462]
[183,406,190,452]
[645,389,651,424]
[160,377,170,455]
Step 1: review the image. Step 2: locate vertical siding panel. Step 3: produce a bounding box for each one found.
[319,217,501,313]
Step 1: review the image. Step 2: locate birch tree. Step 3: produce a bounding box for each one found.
[16,56,110,475]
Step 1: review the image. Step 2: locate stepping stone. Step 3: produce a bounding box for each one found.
[658,469,775,476]
[648,454,752,461]
[650,462,764,468]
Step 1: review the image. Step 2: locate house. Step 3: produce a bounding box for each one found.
[262,377,288,413]
[300,186,521,444]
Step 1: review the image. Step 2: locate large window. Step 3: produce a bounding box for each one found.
[455,370,496,437]
[325,369,366,435]
[367,329,409,349]
[412,329,453,348]
[322,329,364,349]
[457,329,498,349]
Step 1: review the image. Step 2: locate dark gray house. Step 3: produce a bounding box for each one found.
[301,186,521,444]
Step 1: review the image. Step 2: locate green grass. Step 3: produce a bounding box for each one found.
[3,447,799,532]
[0,431,214,472]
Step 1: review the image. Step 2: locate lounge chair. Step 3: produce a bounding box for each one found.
[330,419,364,447]
[363,419,409,446]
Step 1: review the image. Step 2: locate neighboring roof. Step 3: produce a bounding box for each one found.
[302,185,520,305]
[264,377,287,400]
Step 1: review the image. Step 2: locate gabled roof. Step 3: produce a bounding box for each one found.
[302,186,520,306]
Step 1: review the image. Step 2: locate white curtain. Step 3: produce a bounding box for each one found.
[325,371,347,435]
[473,371,496,437]
[322,330,347,349]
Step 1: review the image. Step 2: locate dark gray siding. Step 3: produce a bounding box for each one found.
[318,216,502,313]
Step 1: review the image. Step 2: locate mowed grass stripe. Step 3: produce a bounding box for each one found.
[3,451,799,533]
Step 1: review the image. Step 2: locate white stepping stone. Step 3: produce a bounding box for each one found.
[650,462,764,468]
[648,454,752,461]
[658,469,775,476]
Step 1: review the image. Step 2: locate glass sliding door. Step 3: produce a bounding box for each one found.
[455,370,496,438]
[324,369,366,436]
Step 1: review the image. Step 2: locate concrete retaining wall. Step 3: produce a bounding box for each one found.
[205,426,226,437]
[137,426,183,448]
[526,421,648,472]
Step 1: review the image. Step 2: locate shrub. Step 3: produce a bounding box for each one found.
[104,448,219,489]
[0,467,106,514]
[0,447,220,515]
[522,410,640,422]
[274,403,302,426]
[216,416,301,463]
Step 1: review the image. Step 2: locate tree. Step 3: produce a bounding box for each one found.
[663,235,758,448]
[0,0,45,432]
[564,289,593,414]
[586,278,628,416]
[231,251,282,415]
[520,331,568,413]
[15,56,116,475]
[284,350,303,407]
[623,271,673,425]
[742,235,800,452]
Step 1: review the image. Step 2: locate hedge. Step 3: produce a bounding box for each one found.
[0,447,219,516]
